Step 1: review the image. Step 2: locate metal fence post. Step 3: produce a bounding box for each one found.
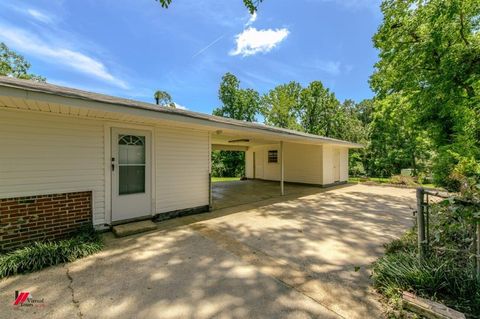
[416,187,426,261]
[476,218,480,283]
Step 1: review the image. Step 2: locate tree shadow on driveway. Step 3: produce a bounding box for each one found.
[0,184,416,319]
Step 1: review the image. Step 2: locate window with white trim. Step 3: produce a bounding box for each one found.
[268,150,278,163]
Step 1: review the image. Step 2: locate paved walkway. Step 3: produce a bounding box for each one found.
[0,184,416,319]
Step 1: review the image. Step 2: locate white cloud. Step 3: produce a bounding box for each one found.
[313,60,342,76]
[230,27,289,57]
[173,102,188,110]
[0,24,128,89]
[245,12,257,27]
[27,9,54,24]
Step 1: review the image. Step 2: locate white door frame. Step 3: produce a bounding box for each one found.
[104,123,156,225]
[253,152,256,179]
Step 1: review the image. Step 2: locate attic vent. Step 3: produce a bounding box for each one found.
[228,139,250,143]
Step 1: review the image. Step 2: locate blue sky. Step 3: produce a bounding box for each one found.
[0,0,382,113]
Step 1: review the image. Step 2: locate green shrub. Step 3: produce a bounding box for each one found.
[372,200,480,317]
[0,226,103,278]
[389,175,417,187]
[433,149,480,192]
[383,229,416,254]
[211,150,245,177]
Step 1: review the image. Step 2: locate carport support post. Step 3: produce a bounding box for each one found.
[280,141,284,196]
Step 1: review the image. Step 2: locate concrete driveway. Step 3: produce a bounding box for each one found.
[0,184,416,319]
[212,180,323,209]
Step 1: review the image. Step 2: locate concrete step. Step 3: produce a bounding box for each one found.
[112,220,157,237]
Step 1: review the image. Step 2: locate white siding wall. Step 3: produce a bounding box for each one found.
[322,145,349,185]
[247,143,348,186]
[154,126,209,214]
[322,145,334,185]
[246,144,280,180]
[245,150,253,178]
[246,143,323,184]
[0,108,211,225]
[263,144,280,180]
[340,148,349,182]
[0,109,106,225]
[284,142,323,184]
[254,149,264,179]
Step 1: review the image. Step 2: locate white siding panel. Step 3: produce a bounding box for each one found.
[321,145,349,184]
[340,147,349,182]
[248,143,323,185]
[245,150,253,178]
[283,142,323,184]
[248,145,279,180]
[263,145,281,181]
[322,145,334,185]
[0,109,106,225]
[155,126,209,214]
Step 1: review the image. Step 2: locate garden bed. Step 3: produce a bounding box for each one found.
[0,226,103,278]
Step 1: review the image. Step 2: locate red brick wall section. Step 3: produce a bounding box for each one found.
[0,191,92,252]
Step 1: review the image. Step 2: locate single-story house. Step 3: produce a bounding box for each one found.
[0,77,361,250]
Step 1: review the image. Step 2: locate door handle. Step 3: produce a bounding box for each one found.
[111,157,115,171]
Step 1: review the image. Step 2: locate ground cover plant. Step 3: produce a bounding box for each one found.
[0,226,103,278]
[372,181,480,318]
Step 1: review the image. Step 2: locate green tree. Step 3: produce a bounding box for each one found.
[211,150,245,177]
[261,81,302,130]
[368,94,432,177]
[0,42,45,82]
[371,0,480,187]
[213,72,260,121]
[153,90,175,107]
[212,73,261,178]
[353,99,374,126]
[336,99,371,176]
[299,81,344,138]
[156,0,263,14]
[338,99,368,143]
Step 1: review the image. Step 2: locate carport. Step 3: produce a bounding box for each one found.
[210,127,360,209]
[0,77,361,233]
[212,180,323,210]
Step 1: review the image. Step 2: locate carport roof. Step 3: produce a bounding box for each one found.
[0,77,362,148]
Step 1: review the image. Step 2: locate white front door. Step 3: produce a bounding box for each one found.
[111,128,152,222]
[255,151,264,179]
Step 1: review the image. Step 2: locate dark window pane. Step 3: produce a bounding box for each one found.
[119,145,145,165]
[119,166,145,195]
[268,150,278,163]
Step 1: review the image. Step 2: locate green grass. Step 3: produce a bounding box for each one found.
[211,176,241,183]
[0,226,103,278]
[349,177,391,183]
[349,176,436,188]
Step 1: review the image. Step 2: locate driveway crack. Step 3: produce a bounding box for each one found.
[66,266,83,318]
